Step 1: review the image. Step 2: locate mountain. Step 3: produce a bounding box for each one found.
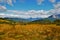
[54,14,60,19]
[27,18,42,21]
[20,14,60,22]
[48,14,60,20]
[1,17,43,22]
[0,14,60,23]
[2,17,30,23]
[48,15,56,21]
[28,14,60,24]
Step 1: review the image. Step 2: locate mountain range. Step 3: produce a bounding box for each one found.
[0,14,60,22]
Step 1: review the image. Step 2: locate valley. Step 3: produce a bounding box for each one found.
[0,18,60,40]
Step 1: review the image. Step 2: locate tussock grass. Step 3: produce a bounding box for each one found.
[0,19,60,40]
[0,23,60,40]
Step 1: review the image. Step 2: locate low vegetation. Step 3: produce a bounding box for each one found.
[0,18,60,40]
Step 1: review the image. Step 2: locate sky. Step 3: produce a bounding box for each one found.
[0,0,60,19]
[3,0,60,10]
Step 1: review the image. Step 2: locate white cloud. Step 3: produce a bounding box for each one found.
[6,0,13,6]
[53,2,60,9]
[0,10,51,19]
[37,0,56,5]
[1,4,60,19]
[49,0,56,3]
[37,0,44,5]
[0,0,16,6]
[45,1,60,16]
[50,2,60,15]
[0,6,7,12]
[0,0,16,12]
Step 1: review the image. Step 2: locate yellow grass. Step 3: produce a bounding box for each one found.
[0,23,60,40]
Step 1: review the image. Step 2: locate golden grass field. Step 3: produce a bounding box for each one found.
[0,23,60,40]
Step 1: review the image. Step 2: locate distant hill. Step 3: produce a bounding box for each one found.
[0,18,16,24]
[0,17,43,23]
[0,13,60,24]
[1,17,31,23]
[28,14,60,24]
[48,14,60,20]
[28,18,51,24]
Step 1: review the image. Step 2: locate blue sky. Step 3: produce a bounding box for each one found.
[0,0,60,19]
[5,0,60,11]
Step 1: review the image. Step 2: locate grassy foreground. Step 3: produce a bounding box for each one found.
[0,19,60,40]
[0,23,60,40]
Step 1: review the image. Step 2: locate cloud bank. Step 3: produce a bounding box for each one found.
[0,10,51,19]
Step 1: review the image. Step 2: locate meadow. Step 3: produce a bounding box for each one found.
[0,19,60,40]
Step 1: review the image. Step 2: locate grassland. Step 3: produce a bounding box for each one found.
[0,19,60,40]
